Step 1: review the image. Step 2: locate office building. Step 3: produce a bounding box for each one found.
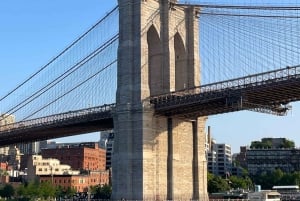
[41,142,106,171]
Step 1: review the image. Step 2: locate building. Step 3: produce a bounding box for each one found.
[0,114,15,129]
[99,131,114,170]
[207,151,217,174]
[26,155,79,181]
[27,155,109,193]
[207,143,232,176]
[39,171,109,193]
[0,162,9,183]
[7,146,22,171]
[235,146,248,169]
[16,141,42,155]
[206,128,232,176]
[0,114,15,155]
[247,148,300,175]
[41,142,106,171]
[245,138,300,175]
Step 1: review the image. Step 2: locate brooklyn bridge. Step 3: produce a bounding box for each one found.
[0,0,299,200]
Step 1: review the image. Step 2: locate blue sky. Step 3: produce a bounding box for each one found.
[0,0,300,153]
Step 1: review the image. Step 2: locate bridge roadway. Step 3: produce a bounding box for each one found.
[0,65,300,146]
[150,65,300,118]
[0,104,114,146]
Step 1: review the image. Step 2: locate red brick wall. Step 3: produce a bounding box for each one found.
[40,171,109,193]
[41,146,106,171]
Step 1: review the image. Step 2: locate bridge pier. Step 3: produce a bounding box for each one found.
[167,118,173,200]
[113,0,208,200]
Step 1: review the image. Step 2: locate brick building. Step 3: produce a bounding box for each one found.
[39,171,109,193]
[41,142,106,171]
[235,146,248,169]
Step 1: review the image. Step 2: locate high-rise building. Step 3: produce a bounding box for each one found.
[206,128,232,176]
[0,114,15,155]
[16,141,43,155]
[99,130,114,170]
[246,138,298,175]
[247,148,300,175]
[235,146,248,169]
[215,144,232,176]
[7,146,22,170]
[0,114,15,128]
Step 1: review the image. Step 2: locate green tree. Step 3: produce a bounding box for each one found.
[16,184,26,198]
[272,169,284,186]
[91,184,112,199]
[207,174,230,193]
[65,186,76,198]
[281,139,295,148]
[0,184,15,198]
[39,181,56,199]
[55,185,65,199]
[55,186,76,199]
[251,169,300,189]
[250,138,295,149]
[17,180,43,199]
[229,176,248,189]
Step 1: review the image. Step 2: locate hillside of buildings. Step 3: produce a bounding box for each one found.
[207,135,300,200]
[0,128,298,199]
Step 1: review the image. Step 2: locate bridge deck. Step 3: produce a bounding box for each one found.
[0,104,114,146]
[1,66,300,146]
[150,65,300,118]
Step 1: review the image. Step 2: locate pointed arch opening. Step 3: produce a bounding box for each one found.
[147,25,163,96]
[174,33,187,91]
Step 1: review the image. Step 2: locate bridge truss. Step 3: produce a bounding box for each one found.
[150,65,300,118]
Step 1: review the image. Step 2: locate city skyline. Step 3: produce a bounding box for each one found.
[1,0,300,153]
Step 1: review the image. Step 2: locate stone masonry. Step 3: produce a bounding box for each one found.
[113,0,208,200]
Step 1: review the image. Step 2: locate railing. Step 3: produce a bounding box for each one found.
[152,65,300,98]
[210,199,249,201]
[0,103,115,132]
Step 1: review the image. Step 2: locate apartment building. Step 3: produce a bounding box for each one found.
[39,171,109,193]
[41,142,106,171]
[26,155,79,181]
[247,148,300,175]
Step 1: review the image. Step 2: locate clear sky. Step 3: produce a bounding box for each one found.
[0,0,300,153]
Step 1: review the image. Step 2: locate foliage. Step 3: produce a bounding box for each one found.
[251,169,300,189]
[0,184,15,198]
[16,180,56,200]
[91,184,112,199]
[39,181,56,199]
[207,173,230,193]
[65,186,76,198]
[250,140,272,149]
[250,138,295,149]
[208,172,254,193]
[229,175,253,190]
[55,185,76,199]
[281,139,295,148]
[55,185,65,198]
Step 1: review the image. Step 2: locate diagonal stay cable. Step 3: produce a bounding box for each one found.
[0,6,118,102]
[2,34,119,119]
[21,59,117,121]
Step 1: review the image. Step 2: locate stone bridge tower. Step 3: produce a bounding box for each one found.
[113,0,208,200]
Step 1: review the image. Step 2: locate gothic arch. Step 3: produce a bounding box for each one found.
[147,25,163,96]
[174,32,187,91]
